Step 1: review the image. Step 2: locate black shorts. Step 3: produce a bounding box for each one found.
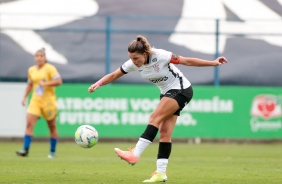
[160,85,193,116]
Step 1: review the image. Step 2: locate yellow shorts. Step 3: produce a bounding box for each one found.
[27,99,57,120]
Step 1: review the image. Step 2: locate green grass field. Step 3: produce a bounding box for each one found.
[0,142,282,184]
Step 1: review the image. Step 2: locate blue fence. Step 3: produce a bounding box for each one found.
[1,14,282,86]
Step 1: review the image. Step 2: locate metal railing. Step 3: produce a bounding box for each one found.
[1,14,282,86]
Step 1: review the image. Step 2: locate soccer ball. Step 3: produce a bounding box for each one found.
[74,125,99,148]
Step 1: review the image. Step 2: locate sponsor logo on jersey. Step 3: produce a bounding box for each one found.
[152,64,160,73]
[149,76,168,83]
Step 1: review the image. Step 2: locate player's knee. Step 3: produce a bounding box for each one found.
[159,128,172,139]
[48,123,56,131]
[148,113,163,126]
[26,121,35,130]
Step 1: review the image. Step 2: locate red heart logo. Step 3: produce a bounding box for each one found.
[257,100,276,118]
[258,103,264,112]
[265,101,275,112]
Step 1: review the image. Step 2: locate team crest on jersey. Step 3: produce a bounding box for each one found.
[152,58,157,63]
[152,64,160,73]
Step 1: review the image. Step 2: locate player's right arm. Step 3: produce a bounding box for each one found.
[88,68,124,93]
[22,83,32,106]
[22,68,33,106]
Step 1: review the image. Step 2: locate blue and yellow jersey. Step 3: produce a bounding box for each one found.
[28,63,60,102]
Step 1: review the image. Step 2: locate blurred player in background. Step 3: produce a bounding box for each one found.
[16,48,62,158]
[88,35,227,182]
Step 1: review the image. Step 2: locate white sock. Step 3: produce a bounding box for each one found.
[156,159,168,174]
[133,138,151,157]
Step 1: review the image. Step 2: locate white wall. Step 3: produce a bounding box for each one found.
[0,82,26,137]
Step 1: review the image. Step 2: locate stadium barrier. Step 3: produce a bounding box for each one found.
[1,14,282,86]
[1,82,281,139]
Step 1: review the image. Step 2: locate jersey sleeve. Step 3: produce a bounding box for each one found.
[120,59,138,74]
[48,65,61,80]
[157,49,180,65]
[27,68,32,84]
[170,53,180,64]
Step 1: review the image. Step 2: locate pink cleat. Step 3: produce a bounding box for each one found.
[114,147,139,165]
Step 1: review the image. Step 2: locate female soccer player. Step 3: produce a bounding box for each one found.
[88,35,227,182]
[16,48,62,158]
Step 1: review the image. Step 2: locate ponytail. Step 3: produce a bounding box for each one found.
[128,35,154,55]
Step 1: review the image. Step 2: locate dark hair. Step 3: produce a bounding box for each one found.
[128,35,154,55]
[36,47,47,63]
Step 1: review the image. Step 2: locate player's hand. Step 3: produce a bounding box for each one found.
[214,56,228,66]
[38,81,46,87]
[88,83,100,93]
[21,97,26,106]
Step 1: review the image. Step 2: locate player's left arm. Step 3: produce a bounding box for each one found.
[170,54,227,66]
[39,66,63,87]
[40,77,62,87]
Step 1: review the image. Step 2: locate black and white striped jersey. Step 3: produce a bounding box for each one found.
[120,48,191,94]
